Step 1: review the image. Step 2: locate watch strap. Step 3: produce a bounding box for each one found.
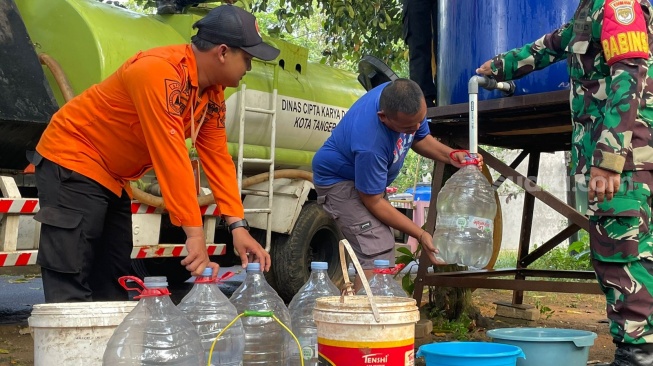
[228,219,249,233]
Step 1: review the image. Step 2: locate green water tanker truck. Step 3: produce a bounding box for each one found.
[0,0,371,300]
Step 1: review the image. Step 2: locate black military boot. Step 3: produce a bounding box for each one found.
[610,343,653,366]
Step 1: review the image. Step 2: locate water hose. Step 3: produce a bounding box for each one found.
[131,169,313,209]
[39,53,75,103]
[207,310,304,366]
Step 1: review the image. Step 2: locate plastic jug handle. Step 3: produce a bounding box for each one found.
[117,275,170,298]
[373,263,406,275]
[449,149,479,166]
[194,271,236,284]
[339,239,381,323]
[118,275,145,294]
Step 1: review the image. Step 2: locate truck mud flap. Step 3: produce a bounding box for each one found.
[0,0,58,171]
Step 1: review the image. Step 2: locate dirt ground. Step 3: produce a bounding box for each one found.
[415,288,615,365]
[0,287,614,366]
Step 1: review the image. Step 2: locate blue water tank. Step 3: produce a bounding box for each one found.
[437,0,576,106]
[405,183,432,202]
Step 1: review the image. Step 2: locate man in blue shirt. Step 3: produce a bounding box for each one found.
[313,78,482,291]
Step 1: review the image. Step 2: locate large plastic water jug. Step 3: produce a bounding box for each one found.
[102,276,204,365]
[288,262,341,365]
[433,165,497,268]
[229,263,292,366]
[177,268,245,366]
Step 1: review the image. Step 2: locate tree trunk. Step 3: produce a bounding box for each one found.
[428,264,473,320]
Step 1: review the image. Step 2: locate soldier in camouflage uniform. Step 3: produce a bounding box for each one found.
[476,0,653,364]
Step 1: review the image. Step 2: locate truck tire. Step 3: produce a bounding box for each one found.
[272,201,344,302]
[131,257,190,284]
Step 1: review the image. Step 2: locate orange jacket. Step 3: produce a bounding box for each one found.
[37,44,243,227]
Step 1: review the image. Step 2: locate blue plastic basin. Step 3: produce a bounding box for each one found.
[417,341,525,366]
[487,328,597,366]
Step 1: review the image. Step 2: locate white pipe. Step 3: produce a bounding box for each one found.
[467,75,516,155]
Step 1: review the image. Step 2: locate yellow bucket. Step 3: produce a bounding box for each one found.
[313,240,420,365]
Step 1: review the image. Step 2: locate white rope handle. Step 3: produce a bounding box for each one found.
[339,239,381,322]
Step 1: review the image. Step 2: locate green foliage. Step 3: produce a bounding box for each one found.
[250,0,405,70]
[392,150,434,193]
[493,230,592,271]
[429,312,474,341]
[394,246,419,294]
[534,298,555,320]
[568,230,591,262]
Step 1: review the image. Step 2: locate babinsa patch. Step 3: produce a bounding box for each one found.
[610,0,636,25]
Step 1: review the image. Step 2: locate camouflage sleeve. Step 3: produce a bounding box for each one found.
[594,0,650,173]
[490,23,573,82]
[593,60,646,173]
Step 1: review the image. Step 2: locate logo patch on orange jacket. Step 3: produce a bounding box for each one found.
[165,79,183,116]
[207,100,227,128]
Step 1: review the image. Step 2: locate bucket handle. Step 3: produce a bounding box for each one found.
[339,239,381,322]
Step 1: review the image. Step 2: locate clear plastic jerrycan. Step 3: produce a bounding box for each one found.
[433,164,496,268]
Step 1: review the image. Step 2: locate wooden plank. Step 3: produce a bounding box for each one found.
[489,125,572,136]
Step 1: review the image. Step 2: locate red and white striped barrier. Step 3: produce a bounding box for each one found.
[132,244,226,259]
[0,251,38,266]
[0,199,40,214]
[0,198,219,216]
[0,244,227,267]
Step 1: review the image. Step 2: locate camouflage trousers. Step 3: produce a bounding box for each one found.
[588,171,653,344]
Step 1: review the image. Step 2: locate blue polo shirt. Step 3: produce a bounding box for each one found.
[312,82,430,195]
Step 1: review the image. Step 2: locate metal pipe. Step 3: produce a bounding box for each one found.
[467,75,516,154]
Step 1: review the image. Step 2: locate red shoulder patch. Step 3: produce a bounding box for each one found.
[601,0,650,65]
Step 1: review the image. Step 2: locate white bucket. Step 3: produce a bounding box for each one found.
[28,301,137,366]
[313,239,420,365]
[313,295,420,366]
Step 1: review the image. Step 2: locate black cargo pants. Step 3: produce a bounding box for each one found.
[402,0,438,106]
[33,153,132,302]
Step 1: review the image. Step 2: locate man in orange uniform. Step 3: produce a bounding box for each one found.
[31,4,277,302]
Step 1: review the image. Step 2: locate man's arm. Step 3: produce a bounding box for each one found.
[477,21,573,81]
[358,191,439,265]
[122,57,214,276]
[195,95,270,270]
[411,135,453,163]
[590,1,650,201]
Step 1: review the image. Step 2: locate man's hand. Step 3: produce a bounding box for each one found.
[476,60,493,75]
[232,229,271,271]
[449,151,484,170]
[589,166,620,203]
[418,230,446,265]
[181,231,219,277]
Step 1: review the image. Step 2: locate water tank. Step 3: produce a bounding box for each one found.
[437,0,575,106]
[13,0,365,174]
[405,182,432,202]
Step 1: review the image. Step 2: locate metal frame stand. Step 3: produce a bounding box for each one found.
[413,90,602,306]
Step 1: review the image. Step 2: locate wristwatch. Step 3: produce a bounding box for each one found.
[228,219,250,233]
